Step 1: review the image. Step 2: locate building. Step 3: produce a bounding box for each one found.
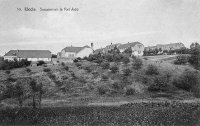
[145,43,185,51]
[118,42,144,56]
[4,50,52,62]
[94,42,144,56]
[59,45,93,59]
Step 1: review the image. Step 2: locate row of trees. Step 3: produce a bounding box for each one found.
[144,42,200,56]
[1,79,43,109]
[0,59,31,70]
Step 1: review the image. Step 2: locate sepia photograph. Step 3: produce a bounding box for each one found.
[0,0,200,125]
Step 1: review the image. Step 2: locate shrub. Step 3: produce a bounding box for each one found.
[73,59,79,63]
[101,62,110,69]
[110,65,119,73]
[172,69,199,92]
[5,70,11,74]
[43,68,51,72]
[75,63,82,68]
[0,59,31,70]
[113,54,123,62]
[125,87,135,95]
[146,64,159,75]
[97,85,109,95]
[64,66,69,71]
[7,77,17,82]
[83,56,88,60]
[105,54,114,62]
[84,66,92,73]
[112,81,123,90]
[122,68,132,76]
[94,58,103,64]
[48,73,56,80]
[189,46,200,69]
[37,60,45,66]
[77,57,82,60]
[61,62,65,66]
[174,55,188,65]
[148,76,169,92]
[122,56,130,65]
[26,68,31,73]
[132,58,143,70]
[101,74,109,81]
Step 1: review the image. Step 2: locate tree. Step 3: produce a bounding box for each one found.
[38,83,43,107]
[132,58,143,70]
[29,79,37,109]
[15,83,24,108]
[123,47,132,56]
[190,42,200,49]
[189,45,200,69]
[122,56,130,65]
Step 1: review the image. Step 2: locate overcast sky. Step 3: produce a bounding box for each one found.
[0,0,200,55]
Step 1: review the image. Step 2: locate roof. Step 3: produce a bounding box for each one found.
[118,42,143,49]
[63,45,90,53]
[4,50,51,58]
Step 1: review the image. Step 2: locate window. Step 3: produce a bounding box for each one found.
[68,53,75,58]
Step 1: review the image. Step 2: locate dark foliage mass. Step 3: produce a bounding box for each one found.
[146,64,159,75]
[0,59,31,70]
[189,46,200,70]
[174,54,189,65]
[0,103,199,126]
[172,69,199,92]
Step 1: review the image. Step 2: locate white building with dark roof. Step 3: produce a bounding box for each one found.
[4,50,52,62]
[59,45,93,59]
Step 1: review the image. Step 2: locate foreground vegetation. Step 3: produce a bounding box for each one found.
[0,102,200,126]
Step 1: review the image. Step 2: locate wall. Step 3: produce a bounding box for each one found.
[76,48,93,58]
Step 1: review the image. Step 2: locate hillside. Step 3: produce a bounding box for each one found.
[0,55,199,107]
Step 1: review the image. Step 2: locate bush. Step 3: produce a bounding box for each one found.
[84,66,92,73]
[26,68,31,73]
[101,62,110,69]
[101,74,109,81]
[75,63,82,68]
[122,68,132,76]
[73,59,79,63]
[110,65,119,73]
[43,68,51,72]
[97,85,109,95]
[48,73,56,80]
[5,70,11,74]
[132,58,143,70]
[125,87,135,95]
[113,54,123,62]
[172,69,199,92]
[189,46,200,69]
[0,59,31,70]
[77,57,82,60]
[37,60,45,66]
[112,81,123,90]
[7,77,17,82]
[122,56,130,65]
[64,66,69,71]
[61,62,65,66]
[148,76,169,92]
[174,55,188,65]
[146,64,159,75]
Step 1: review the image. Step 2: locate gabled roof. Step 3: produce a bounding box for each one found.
[62,45,90,53]
[118,42,143,49]
[4,50,51,58]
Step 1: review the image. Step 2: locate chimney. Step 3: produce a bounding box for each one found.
[91,43,94,50]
